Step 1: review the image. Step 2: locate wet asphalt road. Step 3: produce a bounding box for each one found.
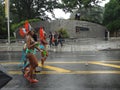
[0,50,120,90]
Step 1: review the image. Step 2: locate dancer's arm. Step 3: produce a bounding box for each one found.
[35,46,43,52]
[26,36,37,49]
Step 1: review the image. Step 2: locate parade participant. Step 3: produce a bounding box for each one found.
[32,31,38,42]
[21,32,39,74]
[24,30,42,83]
[39,26,48,48]
[39,26,48,65]
[19,28,29,72]
[20,43,28,73]
[40,45,48,66]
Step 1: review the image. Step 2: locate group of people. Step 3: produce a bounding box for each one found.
[48,31,63,47]
[20,20,64,83]
[20,26,48,83]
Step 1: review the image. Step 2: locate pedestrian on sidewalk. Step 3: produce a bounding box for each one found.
[54,31,58,46]
[48,31,54,47]
[57,32,63,47]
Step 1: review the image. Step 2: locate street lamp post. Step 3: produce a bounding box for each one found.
[5,0,10,44]
[7,0,10,44]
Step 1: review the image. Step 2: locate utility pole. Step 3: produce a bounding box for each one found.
[5,0,10,44]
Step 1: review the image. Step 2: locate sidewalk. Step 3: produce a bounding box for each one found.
[52,38,120,51]
[0,38,120,51]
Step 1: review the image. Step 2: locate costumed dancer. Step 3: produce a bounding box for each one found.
[19,28,29,72]
[39,26,48,65]
[39,44,48,65]
[24,30,42,83]
[19,21,42,83]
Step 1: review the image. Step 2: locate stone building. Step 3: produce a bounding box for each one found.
[15,20,106,39]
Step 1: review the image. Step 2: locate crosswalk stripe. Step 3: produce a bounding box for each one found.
[8,70,120,75]
[90,62,120,69]
[1,61,120,75]
[39,64,71,73]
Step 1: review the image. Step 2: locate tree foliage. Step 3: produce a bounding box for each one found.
[70,6,104,24]
[10,0,62,23]
[82,6,103,24]
[0,2,7,38]
[103,0,120,33]
[10,0,106,23]
[58,28,69,38]
[61,0,105,12]
[62,0,105,24]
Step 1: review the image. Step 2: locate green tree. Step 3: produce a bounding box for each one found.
[10,0,62,23]
[58,28,69,38]
[61,0,105,24]
[70,6,104,24]
[0,0,63,36]
[10,0,105,23]
[103,0,120,36]
[61,0,105,12]
[0,2,7,38]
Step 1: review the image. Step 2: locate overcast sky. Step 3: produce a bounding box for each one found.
[47,0,110,20]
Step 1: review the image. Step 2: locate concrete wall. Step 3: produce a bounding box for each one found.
[49,20,106,38]
[15,20,106,39]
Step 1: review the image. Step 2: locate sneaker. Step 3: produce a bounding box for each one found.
[29,79,39,83]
